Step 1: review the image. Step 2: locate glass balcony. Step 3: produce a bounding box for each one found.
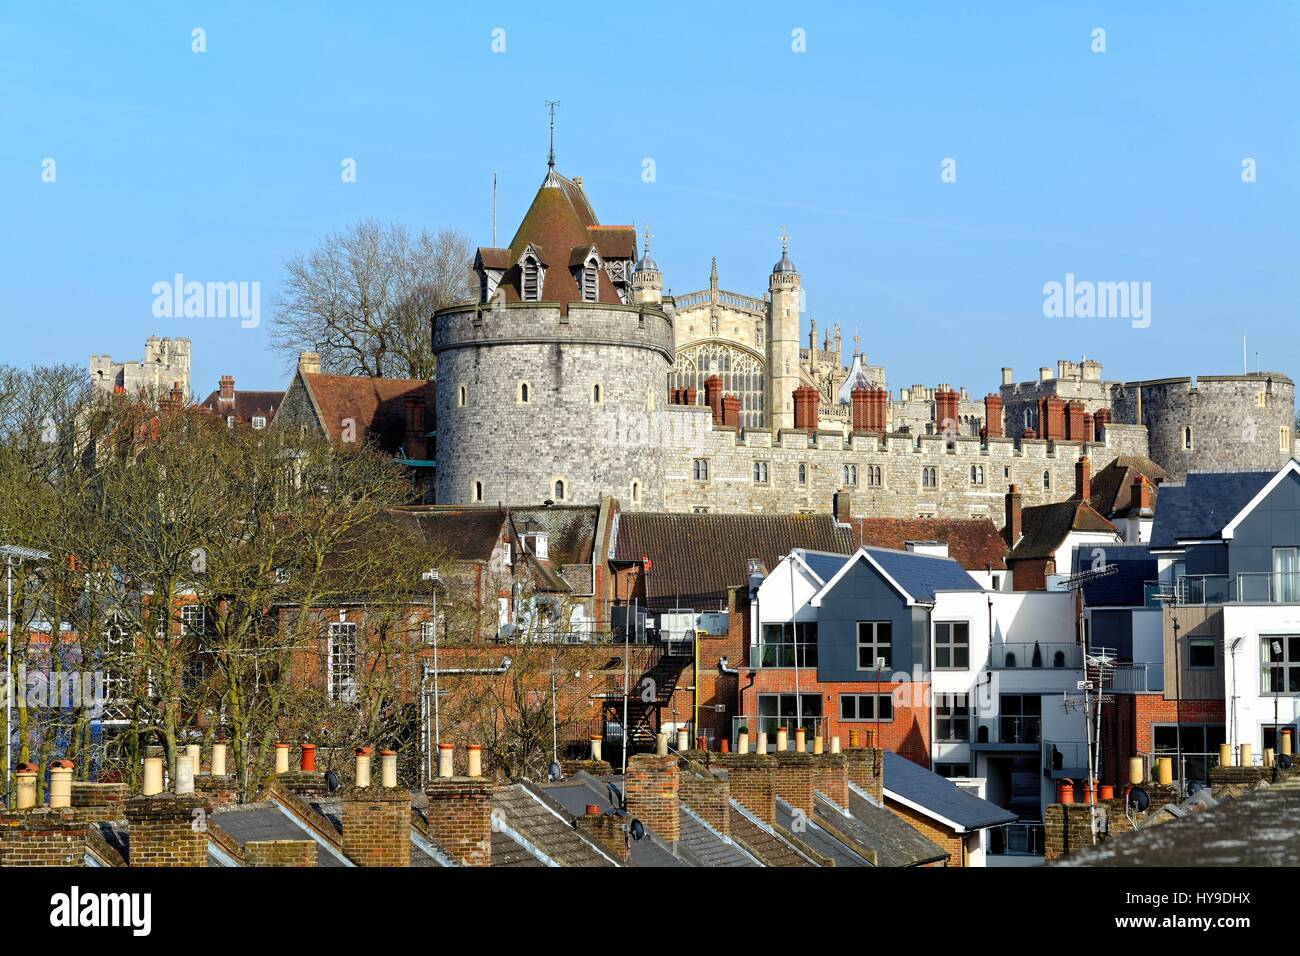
[988,642,1081,669]
[971,716,1042,747]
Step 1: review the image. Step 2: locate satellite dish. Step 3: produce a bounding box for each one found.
[629,819,646,841]
[1187,780,1204,796]
[500,623,517,639]
[1126,785,1150,812]
[547,760,561,782]
[324,769,341,792]
[1280,753,1294,770]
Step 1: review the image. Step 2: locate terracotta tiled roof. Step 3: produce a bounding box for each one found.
[300,373,434,456]
[199,389,284,426]
[475,247,512,270]
[1089,455,1170,518]
[493,170,632,306]
[386,507,508,563]
[848,517,1008,571]
[1008,500,1117,561]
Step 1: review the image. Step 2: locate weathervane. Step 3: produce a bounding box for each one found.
[642,223,653,257]
[545,100,560,169]
[778,224,790,254]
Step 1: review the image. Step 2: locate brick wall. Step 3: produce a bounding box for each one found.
[814,753,849,807]
[195,775,238,809]
[342,788,411,867]
[244,839,317,867]
[887,798,961,866]
[0,809,87,866]
[773,752,816,815]
[423,779,492,867]
[1044,799,1135,861]
[70,782,127,823]
[125,795,210,867]
[714,753,776,824]
[679,764,731,836]
[575,812,630,862]
[625,754,679,843]
[845,748,885,803]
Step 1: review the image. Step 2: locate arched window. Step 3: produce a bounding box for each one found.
[518,382,531,404]
[472,481,483,503]
[554,479,565,501]
[631,480,641,504]
[458,385,467,408]
[798,463,807,485]
[592,383,602,404]
[1183,426,1193,450]
[521,254,541,301]
[1043,470,1051,489]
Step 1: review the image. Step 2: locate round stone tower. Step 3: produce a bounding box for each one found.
[1109,372,1295,480]
[440,166,673,508]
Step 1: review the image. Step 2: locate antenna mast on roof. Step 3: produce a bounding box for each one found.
[545,100,560,169]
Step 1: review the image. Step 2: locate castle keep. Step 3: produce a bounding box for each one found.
[433,161,1294,524]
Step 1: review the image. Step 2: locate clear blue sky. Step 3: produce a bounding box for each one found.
[2,1,1297,396]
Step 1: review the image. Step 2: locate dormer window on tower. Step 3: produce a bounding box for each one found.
[519,244,546,302]
[572,247,602,303]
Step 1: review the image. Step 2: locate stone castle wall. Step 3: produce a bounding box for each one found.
[659,406,1146,524]
[433,301,674,508]
[1109,373,1295,480]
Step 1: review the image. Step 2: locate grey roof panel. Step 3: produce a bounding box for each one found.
[775,797,873,866]
[883,752,1017,830]
[678,804,760,867]
[833,788,950,867]
[863,547,983,603]
[1149,471,1275,547]
[212,802,347,867]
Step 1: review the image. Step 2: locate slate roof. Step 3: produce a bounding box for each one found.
[1149,470,1277,548]
[295,372,435,456]
[212,801,349,867]
[860,547,984,603]
[678,805,761,867]
[491,828,547,867]
[883,752,1017,831]
[1070,543,1158,606]
[849,517,1008,570]
[727,799,819,866]
[775,797,873,866]
[613,512,853,608]
[508,506,599,565]
[1056,780,1300,866]
[1008,500,1116,561]
[1088,455,1170,519]
[491,782,619,866]
[796,549,851,584]
[835,786,950,867]
[386,507,508,562]
[541,773,685,867]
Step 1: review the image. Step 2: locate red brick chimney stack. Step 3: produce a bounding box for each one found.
[625,754,680,844]
[984,394,1003,438]
[1004,484,1023,547]
[704,375,723,424]
[219,375,235,402]
[1075,456,1091,501]
[721,394,741,429]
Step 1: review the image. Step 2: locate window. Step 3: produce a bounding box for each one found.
[581,257,599,302]
[692,506,710,514]
[935,621,970,669]
[1003,466,1011,479]
[328,622,358,703]
[472,480,483,502]
[630,480,641,504]
[970,465,984,486]
[1153,723,1225,784]
[183,655,205,693]
[1188,637,1215,670]
[1283,427,1291,452]
[755,692,821,744]
[420,621,436,645]
[759,622,818,667]
[692,459,710,481]
[998,694,1042,744]
[180,604,206,637]
[921,466,937,488]
[934,762,970,779]
[867,465,882,487]
[458,385,467,408]
[553,479,566,501]
[1257,390,1268,409]
[1042,470,1051,490]
[840,693,893,722]
[753,461,769,484]
[517,381,531,404]
[522,254,541,301]
[251,416,267,430]
[842,464,858,486]
[798,462,807,485]
[1262,637,1300,693]
[856,621,892,670]
[1183,426,1193,450]
[591,383,602,404]
[225,415,235,428]
[935,694,970,741]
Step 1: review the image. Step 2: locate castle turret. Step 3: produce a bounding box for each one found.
[631,224,662,305]
[766,229,801,431]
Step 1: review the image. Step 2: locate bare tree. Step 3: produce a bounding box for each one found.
[271,220,472,380]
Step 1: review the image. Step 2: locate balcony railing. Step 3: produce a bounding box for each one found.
[988,822,1044,857]
[1043,740,1092,776]
[972,716,1042,746]
[988,642,1081,669]
[752,641,818,669]
[1108,662,1164,693]
[1144,571,1300,607]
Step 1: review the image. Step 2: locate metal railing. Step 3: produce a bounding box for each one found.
[988,822,1044,857]
[1108,662,1164,693]
[972,716,1042,746]
[752,641,819,668]
[988,642,1081,669]
[1144,571,1300,607]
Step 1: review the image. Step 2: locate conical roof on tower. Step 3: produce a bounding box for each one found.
[474,168,636,306]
